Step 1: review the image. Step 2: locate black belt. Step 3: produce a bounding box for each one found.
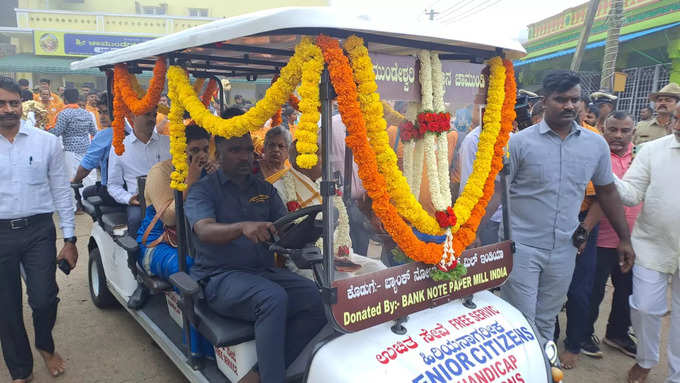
[0,213,52,230]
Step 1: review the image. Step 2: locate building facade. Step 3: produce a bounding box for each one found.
[0,0,327,93]
[516,0,679,117]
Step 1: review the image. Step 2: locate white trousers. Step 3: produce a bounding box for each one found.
[630,264,680,382]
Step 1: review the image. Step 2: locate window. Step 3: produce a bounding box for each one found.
[188,8,209,17]
[142,6,165,15]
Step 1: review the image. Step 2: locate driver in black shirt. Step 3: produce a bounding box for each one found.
[184,119,326,383]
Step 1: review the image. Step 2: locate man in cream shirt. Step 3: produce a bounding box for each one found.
[618,106,680,383]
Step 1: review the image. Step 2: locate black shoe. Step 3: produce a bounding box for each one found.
[581,335,603,358]
[127,284,149,310]
[603,335,637,358]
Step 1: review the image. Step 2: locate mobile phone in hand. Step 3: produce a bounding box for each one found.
[58,259,71,275]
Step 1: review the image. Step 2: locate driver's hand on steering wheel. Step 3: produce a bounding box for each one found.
[241,221,277,244]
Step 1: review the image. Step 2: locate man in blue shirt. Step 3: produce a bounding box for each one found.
[185,132,326,383]
[499,71,635,366]
[71,96,119,205]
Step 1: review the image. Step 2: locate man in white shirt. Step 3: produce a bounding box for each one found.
[0,77,77,382]
[619,107,680,383]
[107,107,170,237]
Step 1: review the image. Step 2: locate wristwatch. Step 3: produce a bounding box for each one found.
[64,237,77,244]
[572,225,588,249]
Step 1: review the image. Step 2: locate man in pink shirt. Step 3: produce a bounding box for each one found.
[581,111,642,359]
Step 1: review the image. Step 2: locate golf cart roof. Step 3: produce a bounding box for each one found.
[70,6,526,77]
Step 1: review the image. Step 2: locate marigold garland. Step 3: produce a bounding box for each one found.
[319,35,445,264]
[112,57,167,155]
[449,57,506,256]
[343,36,441,236]
[168,83,188,191]
[454,60,516,250]
[166,38,320,189]
[201,78,218,107]
[294,47,324,169]
[270,75,283,127]
[342,35,510,276]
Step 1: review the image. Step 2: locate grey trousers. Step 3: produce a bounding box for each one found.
[500,242,577,344]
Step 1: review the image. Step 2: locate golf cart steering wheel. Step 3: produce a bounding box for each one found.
[270,204,323,251]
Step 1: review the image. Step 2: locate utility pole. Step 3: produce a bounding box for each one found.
[425,9,439,21]
[600,0,624,92]
[570,0,601,72]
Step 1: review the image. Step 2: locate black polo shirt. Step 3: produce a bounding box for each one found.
[184,170,287,280]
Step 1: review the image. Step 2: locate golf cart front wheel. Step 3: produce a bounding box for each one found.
[88,247,115,308]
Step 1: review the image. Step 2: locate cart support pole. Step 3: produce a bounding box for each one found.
[173,189,194,364]
[500,158,512,242]
[320,67,335,288]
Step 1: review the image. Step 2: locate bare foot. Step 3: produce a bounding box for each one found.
[38,350,65,377]
[12,374,33,383]
[628,363,650,383]
[560,350,579,370]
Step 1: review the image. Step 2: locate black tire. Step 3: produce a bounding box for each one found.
[88,247,116,308]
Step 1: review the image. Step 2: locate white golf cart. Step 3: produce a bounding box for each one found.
[71,7,561,383]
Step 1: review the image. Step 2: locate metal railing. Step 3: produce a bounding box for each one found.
[577,63,671,120]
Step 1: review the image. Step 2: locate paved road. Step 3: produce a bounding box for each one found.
[0,215,673,382]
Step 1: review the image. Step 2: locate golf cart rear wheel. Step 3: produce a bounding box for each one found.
[88,248,115,308]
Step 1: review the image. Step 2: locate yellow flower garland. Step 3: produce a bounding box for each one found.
[168,83,188,191]
[166,37,321,189]
[294,45,324,169]
[344,36,442,236]
[452,57,505,231]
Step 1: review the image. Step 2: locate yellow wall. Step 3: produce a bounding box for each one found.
[17,0,328,19]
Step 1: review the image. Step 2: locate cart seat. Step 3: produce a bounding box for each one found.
[101,212,128,235]
[195,300,254,347]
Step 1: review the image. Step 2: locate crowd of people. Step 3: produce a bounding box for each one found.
[0,67,678,383]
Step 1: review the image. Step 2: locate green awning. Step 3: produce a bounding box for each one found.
[0,54,103,75]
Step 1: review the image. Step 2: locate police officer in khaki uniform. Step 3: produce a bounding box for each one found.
[634,82,680,149]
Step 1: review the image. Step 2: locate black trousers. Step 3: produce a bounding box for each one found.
[0,215,59,380]
[586,246,633,340]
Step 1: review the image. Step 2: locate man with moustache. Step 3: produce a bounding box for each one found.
[634,83,679,149]
[580,112,641,360]
[619,106,680,383]
[185,132,326,383]
[0,77,77,382]
[107,106,170,237]
[500,71,635,359]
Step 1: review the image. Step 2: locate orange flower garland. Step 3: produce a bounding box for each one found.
[450,59,516,255]
[112,57,167,154]
[114,57,167,114]
[317,35,444,265]
[270,74,283,127]
[201,78,218,107]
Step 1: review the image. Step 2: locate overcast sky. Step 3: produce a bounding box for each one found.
[330,0,588,42]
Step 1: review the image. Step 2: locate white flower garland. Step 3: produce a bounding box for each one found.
[402,102,424,196]
[281,171,298,207]
[420,51,455,270]
[431,53,446,113]
[420,52,452,212]
[313,181,352,257]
